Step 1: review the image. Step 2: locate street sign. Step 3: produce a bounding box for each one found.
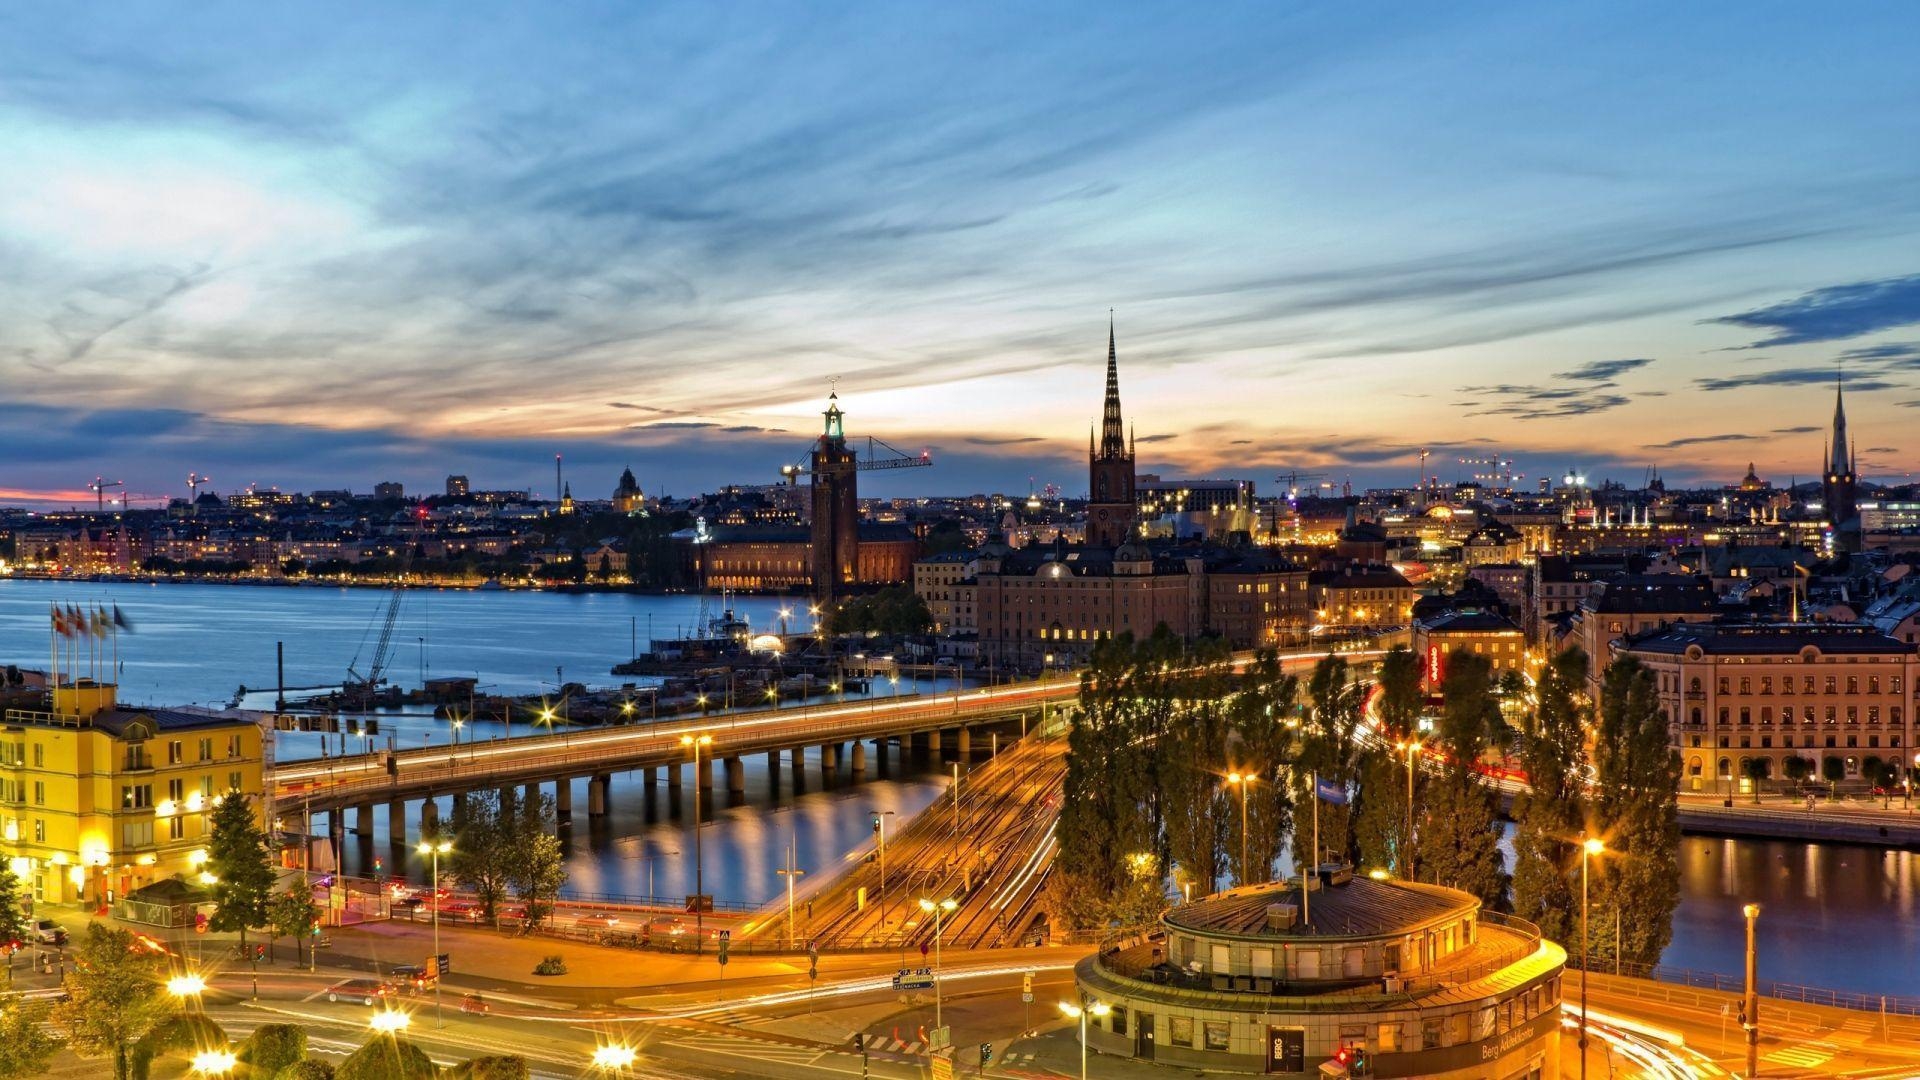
[929,1025,951,1051]
[1022,972,1033,993]
[930,1056,953,1080]
[892,966,935,991]
[1021,992,1033,1003]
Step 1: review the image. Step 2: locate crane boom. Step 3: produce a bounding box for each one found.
[781,436,932,483]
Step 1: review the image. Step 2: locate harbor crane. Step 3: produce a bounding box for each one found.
[779,436,932,484]
[88,476,124,511]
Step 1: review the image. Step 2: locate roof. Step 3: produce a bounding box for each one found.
[1583,575,1717,615]
[92,707,257,737]
[1165,876,1473,941]
[1622,621,1914,657]
[1309,565,1412,590]
[1419,608,1521,634]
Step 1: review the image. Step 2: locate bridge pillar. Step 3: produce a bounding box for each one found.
[328,811,345,852]
[524,782,541,810]
[420,799,440,836]
[555,778,573,824]
[588,774,610,818]
[910,730,931,758]
[388,800,406,846]
[451,791,467,821]
[766,750,780,780]
[851,741,867,775]
[354,803,374,838]
[642,766,657,787]
[697,758,713,792]
[666,762,683,791]
[498,787,517,818]
[725,756,745,794]
[821,742,839,774]
[957,726,972,760]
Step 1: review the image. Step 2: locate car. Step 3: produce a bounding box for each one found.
[32,920,68,946]
[436,901,484,922]
[388,964,435,992]
[326,978,395,1006]
[574,912,621,930]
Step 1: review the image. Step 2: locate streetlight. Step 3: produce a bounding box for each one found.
[167,973,207,1010]
[1058,998,1111,1080]
[189,1049,237,1076]
[1395,740,1421,879]
[1579,836,1605,1080]
[592,1044,638,1073]
[1225,772,1254,885]
[918,897,958,1028]
[1743,903,1760,1079]
[869,808,895,935]
[416,839,452,1028]
[680,733,713,950]
[369,1009,411,1035]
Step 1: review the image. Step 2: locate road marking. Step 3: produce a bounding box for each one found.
[1764,1046,1834,1068]
[670,1034,823,1064]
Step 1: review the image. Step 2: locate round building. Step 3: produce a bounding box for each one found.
[1073,869,1565,1077]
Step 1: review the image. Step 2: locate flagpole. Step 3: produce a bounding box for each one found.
[50,608,58,693]
[1306,771,1316,927]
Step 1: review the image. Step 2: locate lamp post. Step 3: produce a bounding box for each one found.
[591,1044,638,1074]
[1395,740,1421,878]
[1579,836,1604,1080]
[776,836,805,947]
[416,839,451,1028]
[918,897,957,1028]
[1743,903,1760,1078]
[1225,772,1253,885]
[1058,999,1111,1080]
[870,808,895,935]
[189,1049,237,1077]
[680,733,712,950]
[167,973,207,1012]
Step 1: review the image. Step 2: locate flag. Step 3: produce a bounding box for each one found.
[112,604,133,631]
[91,605,110,638]
[1314,777,1348,806]
[51,604,70,637]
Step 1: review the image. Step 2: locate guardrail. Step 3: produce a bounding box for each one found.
[1568,955,1920,1017]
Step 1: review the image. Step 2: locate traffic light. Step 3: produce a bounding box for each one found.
[980,1043,993,1065]
[254,944,266,962]
[194,912,208,934]
[1351,1046,1371,1076]
[871,813,882,834]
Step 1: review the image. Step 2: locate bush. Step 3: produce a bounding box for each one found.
[533,954,568,976]
[277,1062,336,1080]
[337,1037,435,1080]
[243,1023,308,1076]
[444,1056,530,1080]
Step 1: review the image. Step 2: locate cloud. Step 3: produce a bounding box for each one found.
[1772,425,1820,433]
[607,402,666,413]
[956,435,1045,446]
[1713,274,1920,346]
[1866,446,1899,454]
[1840,342,1920,363]
[1694,368,1901,391]
[1641,433,1759,449]
[1554,357,1653,382]
[1134,433,1177,444]
[1458,384,1632,420]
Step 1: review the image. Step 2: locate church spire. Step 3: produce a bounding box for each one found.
[1099,314,1126,460]
[1830,373,1850,476]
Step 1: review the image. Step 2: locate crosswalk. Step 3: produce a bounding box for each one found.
[669,1033,826,1066]
[1763,1044,1835,1069]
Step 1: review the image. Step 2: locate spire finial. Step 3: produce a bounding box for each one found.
[1098,314,1124,459]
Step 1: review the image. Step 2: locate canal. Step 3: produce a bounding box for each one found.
[1,578,1912,995]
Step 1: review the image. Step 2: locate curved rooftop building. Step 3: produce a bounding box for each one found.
[1073,871,1565,1077]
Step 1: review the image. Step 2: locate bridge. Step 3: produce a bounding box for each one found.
[273,648,1384,856]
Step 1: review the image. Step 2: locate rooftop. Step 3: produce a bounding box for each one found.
[1165,876,1473,941]
[1623,621,1913,657]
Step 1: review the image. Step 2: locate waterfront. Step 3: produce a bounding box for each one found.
[6,579,1920,996]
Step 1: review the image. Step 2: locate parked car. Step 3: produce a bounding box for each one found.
[388,964,434,993]
[574,913,621,931]
[437,901,485,922]
[31,920,67,946]
[326,978,396,1006]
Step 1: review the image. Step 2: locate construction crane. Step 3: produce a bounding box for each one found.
[88,476,124,511]
[780,436,932,484]
[1273,470,1329,502]
[187,473,210,501]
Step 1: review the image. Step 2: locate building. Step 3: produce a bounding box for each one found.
[810,393,861,601]
[1824,376,1861,552]
[1308,564,1416,631]
[373,481,404,500]
[689,522,917,593]
[1206,551,1311,649]
[1413,608,1526,683]
[1616,622,1918,793]
[1461,519,1524,566]
[1075,873,1564,1076]
[2,681,267,906]
[613,466,645,514]
[1572,574,1718,694]
[1086,322,1138,549]
[913,551,976,634]
[1135,475,1256,516]
[444,475,470,498]
[972,541,1205,668]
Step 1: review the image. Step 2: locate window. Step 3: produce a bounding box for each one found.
[1169,1016,1194,1047]
[33,819,45,842]
[168,741,183,765]
[169,817,184,840]
[1378,1022,1400,1053]
[1422,1018,1443,1050]
[1296,949,1321,978]
[31,744,42,768]
[1251,947,1274,979]
[198,738,213,762]
[1740,677,1751,694]
[1761,677,1773,694]
[122,784,153,809]
[121,820,153,847]
[1718,677,1730,694]
[1203,1022,1230,1051]
[1211,942,1231,973]
[1849,676,1860,694]
[226,735,242,759]
[228,771,243,792]
[32,782,43,806]
[1111,1007,1128,1037]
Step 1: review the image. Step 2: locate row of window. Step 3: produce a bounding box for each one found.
[1688,674,1908,696]
[1688,705,1906,726]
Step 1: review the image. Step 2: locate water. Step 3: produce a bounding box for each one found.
[5,579,1915,992]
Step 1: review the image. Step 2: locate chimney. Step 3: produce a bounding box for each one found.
[1264,903,1299,931]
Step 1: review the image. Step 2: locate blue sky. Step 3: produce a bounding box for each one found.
[3,3,1919,506]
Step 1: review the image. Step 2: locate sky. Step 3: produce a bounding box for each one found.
[3,2,1920,507]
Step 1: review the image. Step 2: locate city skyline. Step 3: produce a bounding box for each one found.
[4,4,1920,503]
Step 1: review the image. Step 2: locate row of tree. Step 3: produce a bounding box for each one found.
[1045,632,1683,969]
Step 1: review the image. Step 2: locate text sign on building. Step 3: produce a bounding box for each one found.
[1268,1027,1305,1072]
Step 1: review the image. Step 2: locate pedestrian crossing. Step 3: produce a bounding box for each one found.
[669,1033,824,1066]
[847,1033,1041,1066]
[1763,1044,1834,1069]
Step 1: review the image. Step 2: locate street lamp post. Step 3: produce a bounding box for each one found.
[1396,740,1421,879]
[1058,998,1111,1080]
[870,808,895,935]
[776,835,805,947]
[918,897,958,1028]
[1743,903,1761,1078]
[1579,836,1604,1080]
[1225,772,1253,885]
[680,733,712,950]
[417,839,451,1028]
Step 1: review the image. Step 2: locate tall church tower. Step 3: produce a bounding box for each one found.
[810,392,860,601]
[1823,374,1861,552]
[1085,320,1138,548]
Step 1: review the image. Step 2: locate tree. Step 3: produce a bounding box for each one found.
[448,791,516,922]
[1047,633,1160,928]
[1821,754,1847,797]
[338,1037,436,1080]
[0,864,28,947]
[207,791,276,957]
[1373,647,1422,740]
[1510,648,1590,945]
[1412,651,1509,909]
[1590,657,1681,969]
[1782,756,1813,785]
[239,1023,308,1077]
[1743,757,1772,803]
[1228,650,1298,887]
[51,924,175,1080]
[268,886,319,965]
[510,832,567,932]
[1292,656,1366,869]
[0,1000,57,1080]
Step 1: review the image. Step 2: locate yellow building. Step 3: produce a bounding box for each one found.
[1,680,266,907]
